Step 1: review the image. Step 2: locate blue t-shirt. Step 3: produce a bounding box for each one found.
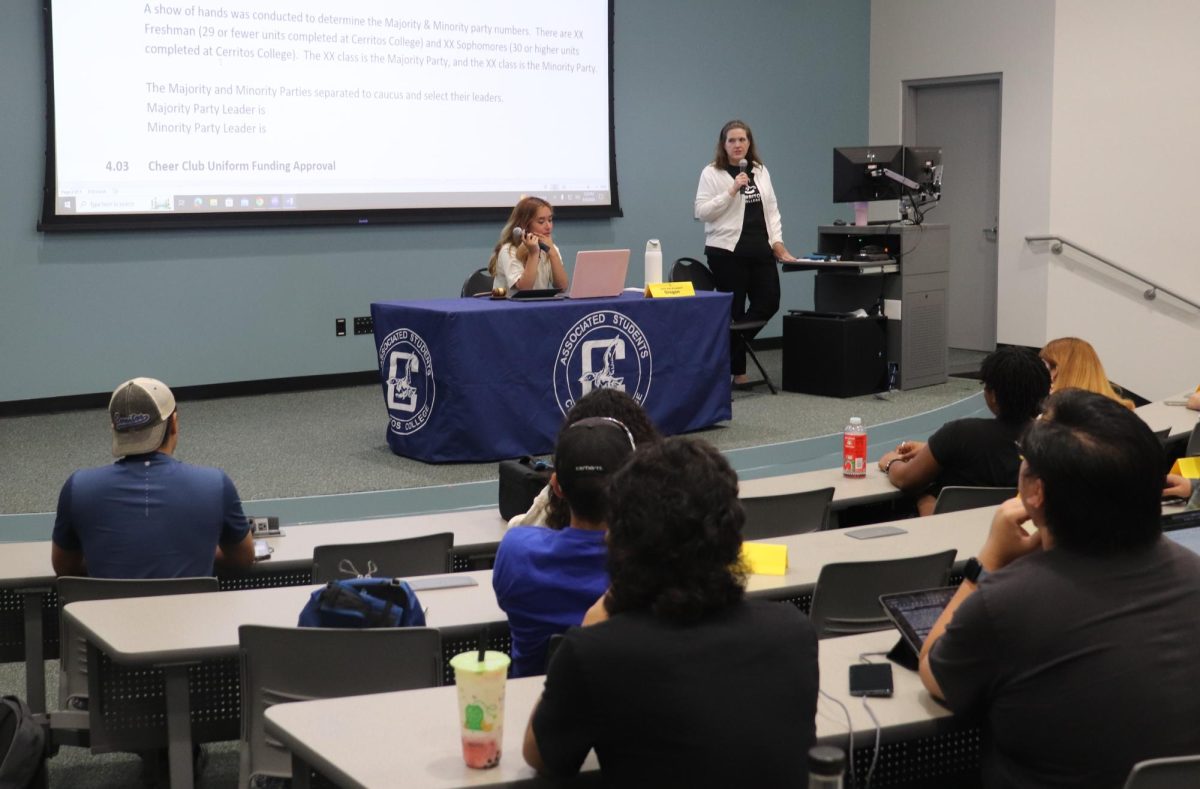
[492,526,609,677]
[53,452,250,579]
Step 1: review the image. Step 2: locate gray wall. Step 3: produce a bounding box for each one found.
[1,0,869,403]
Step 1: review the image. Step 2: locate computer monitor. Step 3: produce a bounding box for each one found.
[832,145,905,203]
[903,147,943,191]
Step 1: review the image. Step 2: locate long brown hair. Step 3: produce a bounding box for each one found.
[711,119,762,170]
[487,196,552,275]
[1039,337,1134,410]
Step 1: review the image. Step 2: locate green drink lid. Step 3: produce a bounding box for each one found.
[450,650,511,673]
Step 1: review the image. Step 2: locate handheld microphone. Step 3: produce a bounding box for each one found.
[512,226,550,252]
[738,158,748,192]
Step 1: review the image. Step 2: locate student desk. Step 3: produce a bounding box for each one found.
[1,468,901,715]
[61,506,1000,788]
[1,507,508,715]
[1136,397,1199,441]
[263,629,964,789]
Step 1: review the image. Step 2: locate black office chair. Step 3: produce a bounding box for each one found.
[1186,422,1200,457]
[808,549,957,639]
[671,257,777,394]
[931,485,1017,515]
[461,267,494,298]
[740,487,834,540]
[311,532,454,583]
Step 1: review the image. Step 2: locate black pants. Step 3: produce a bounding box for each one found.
[707,251,780,375]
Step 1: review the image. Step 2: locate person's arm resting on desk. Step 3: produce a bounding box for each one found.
[919,498,1043,701]
[214,473,255,570]
[878,440,939,492]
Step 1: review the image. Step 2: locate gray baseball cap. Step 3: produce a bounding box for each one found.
[109,377,176,457]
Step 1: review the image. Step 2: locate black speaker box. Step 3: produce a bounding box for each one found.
[782,313,887,397]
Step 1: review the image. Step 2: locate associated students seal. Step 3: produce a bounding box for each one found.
[378,327,436,435]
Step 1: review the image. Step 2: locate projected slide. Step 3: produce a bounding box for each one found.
[43,0,615,227]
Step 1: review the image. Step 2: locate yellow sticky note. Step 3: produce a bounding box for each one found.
[1170,456,1200,479]
[741,542,788,575]
[644,282,695,298]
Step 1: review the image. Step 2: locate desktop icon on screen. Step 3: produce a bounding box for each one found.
[255,197,265,207]
[240,198,250,207]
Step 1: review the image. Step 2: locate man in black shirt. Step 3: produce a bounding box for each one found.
[920,390,1200,788]
[523,438,818,787]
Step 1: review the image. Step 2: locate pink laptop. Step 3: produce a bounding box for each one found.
[567,249,630,299]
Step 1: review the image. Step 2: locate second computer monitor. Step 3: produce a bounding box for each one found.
[832,145,905,203]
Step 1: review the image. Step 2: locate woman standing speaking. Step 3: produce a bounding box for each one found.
[694,120,795,386]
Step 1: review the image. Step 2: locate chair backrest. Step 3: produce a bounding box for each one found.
[311,532,454,583]
[1187,422,1200,457]
[57,576,219,709]
[238,624,442,786]
[932,485,1017,515]
[461,267,494,297]
[1124,754,1200,789]
[740,487,834,540]
[670,257,716,291]
[1153,427,1171,443]
[808,550,957,639]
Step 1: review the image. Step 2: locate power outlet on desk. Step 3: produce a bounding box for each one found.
[353,316,374,335]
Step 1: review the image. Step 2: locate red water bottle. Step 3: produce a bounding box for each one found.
[843,417,866,478]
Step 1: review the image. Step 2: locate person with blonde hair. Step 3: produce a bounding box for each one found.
[1039,337,1134,409]
[488,196,568,292]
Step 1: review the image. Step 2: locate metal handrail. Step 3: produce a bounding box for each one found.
[1025,235,1200,311]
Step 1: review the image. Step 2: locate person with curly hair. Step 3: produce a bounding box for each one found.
[522,437,818,786]
[878,345,1051,515]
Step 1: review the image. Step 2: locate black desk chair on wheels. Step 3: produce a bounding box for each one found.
[671,257,777,394]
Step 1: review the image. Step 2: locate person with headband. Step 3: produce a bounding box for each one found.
[508,388,660,529]
[492,416,636,677]
[488,195,569,292]
[694,119,797,387]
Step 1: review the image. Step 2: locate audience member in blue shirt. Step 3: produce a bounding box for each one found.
[52,377,254,579]
[493,415,636,676]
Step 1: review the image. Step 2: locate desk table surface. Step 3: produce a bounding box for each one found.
[263,629,949,789]
[1136,397,1198,441]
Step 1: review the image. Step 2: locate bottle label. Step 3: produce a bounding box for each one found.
[843,433,867,477]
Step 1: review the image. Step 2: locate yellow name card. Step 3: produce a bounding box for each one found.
[1170,456,1200,479]
[644,282,695,298]
[741,542,788,576]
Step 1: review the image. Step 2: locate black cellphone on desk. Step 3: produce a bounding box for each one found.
[849,663,894,697]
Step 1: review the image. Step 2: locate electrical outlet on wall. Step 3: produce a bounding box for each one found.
[335,318,346,336]
[353,316,374,335]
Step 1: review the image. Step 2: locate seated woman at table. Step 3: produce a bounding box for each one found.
[492,415,636,677]
[1039,336,1135,409]
[878,346,1050,516]
[508,388,660,529]
[523,437,818,786]
[488,196,569,292]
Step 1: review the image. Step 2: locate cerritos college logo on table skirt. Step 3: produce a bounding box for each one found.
[378,328,435,435]
[553,310,652,415]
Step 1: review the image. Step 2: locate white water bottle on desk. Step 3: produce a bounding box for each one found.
[843,417,867,478]
[644,239,662,287]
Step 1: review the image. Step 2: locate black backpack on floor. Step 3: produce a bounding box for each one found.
[0,695,46,789]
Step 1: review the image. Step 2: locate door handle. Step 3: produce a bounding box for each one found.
[982,226,998,240]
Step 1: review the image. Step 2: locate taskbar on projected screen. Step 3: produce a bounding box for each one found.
[54,189,613,215]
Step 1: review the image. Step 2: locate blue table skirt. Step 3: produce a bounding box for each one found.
[371,291,733,462]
